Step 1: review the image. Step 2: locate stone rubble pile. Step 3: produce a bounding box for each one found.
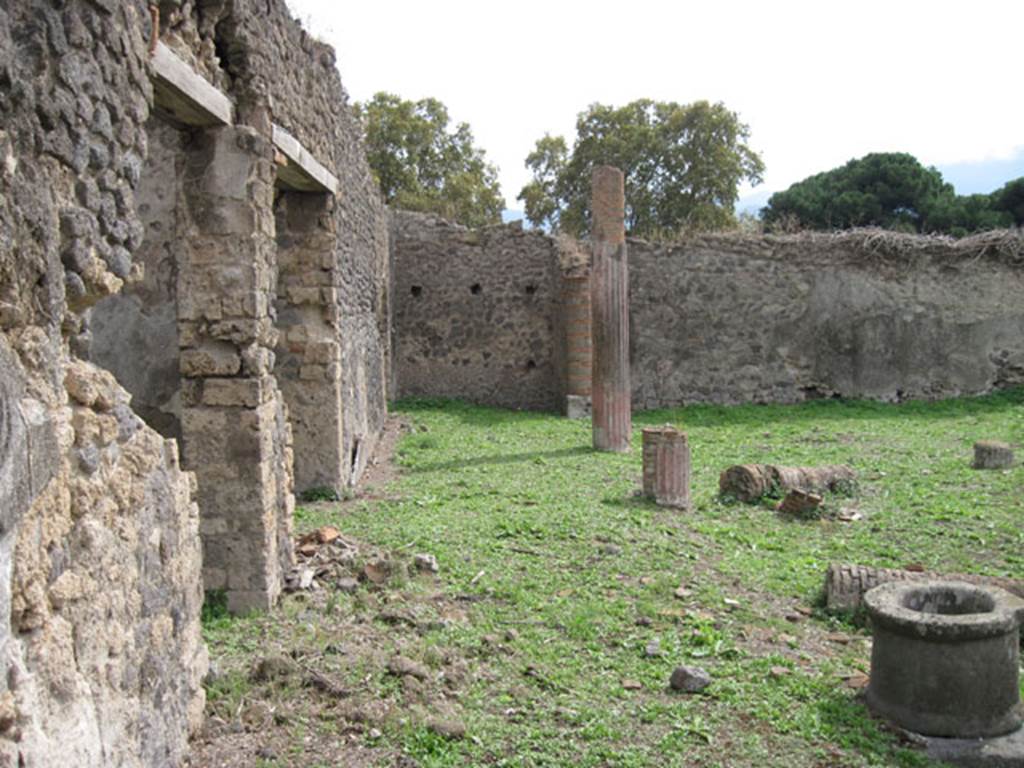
[284,525,439,593]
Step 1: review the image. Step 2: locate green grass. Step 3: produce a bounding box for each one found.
[210,389,1024,767]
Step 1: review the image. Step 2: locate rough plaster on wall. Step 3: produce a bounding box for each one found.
[391,215,1024,410]
[90,116,187,444]
[628,235,1024,407]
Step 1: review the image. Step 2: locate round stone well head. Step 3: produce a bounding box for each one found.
[864,579,1024,738]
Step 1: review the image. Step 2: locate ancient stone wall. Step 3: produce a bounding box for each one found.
[390,211,563,411]
[390,216,1024,410]
[0,0,390,763]
[85,0,389,616]
[90,116,187,444]
[212,0,392,488]
[103,0,391,492]
[0,2,206,765]
[628,232,1024,407]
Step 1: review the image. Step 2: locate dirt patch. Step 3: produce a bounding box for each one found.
[190,523,478,768]
[189,725,389,768]
[356,415,410,498]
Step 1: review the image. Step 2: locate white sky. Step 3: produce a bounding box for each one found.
[287,0,1023,209]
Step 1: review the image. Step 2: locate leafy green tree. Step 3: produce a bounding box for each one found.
[762,153,1020,236]
[990,177,1024,226]
[518,99,764,237]
[927,194,1013,237]
[519,135,569,232]
[356,92,504,228]
[761,153,954,232]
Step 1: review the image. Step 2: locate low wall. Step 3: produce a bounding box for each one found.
[390,215,1024,410]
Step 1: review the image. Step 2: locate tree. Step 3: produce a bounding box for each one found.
[356,92,504,228]
[990,177,1024,226]
[518,100,764,237]
[518,135,568,232]
[761,153,954,232]
[761,153,1019,236]
[926,193,1013,237]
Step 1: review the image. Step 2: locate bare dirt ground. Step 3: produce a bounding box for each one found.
[351,416,410,501]
[188,416,427,768]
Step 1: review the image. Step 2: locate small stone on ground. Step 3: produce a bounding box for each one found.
[414,553,439,574]
[669,665,711,693]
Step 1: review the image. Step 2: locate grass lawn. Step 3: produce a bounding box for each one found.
[200,389,1024,768]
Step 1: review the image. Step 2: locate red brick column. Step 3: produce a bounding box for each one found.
[642,425,691,509]
[563,273,592,418]
[590,166,630,452]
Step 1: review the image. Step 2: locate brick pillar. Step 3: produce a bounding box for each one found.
[590,166,631,452]
[563,273,592,419]
[177,126,295,614]
[275,192,346,495]
[642,425,691,509]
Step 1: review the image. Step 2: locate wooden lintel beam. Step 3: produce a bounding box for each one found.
[150,42,233,127]
[271,124,340,195]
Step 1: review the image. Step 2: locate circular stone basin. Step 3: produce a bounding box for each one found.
[864,580,1024,738]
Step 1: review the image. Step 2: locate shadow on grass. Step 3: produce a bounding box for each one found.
[600,494,658,511]
[395,388,1024,434]
[392,397,561,427]
[404,445,592,474]
[636,387,1024,431]
[812,690,932,767]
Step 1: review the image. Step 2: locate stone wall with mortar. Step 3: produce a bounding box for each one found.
[175,124,296,613]
[628,232,1024,407]
[90,112,297,615]
[0,0,390,763]
[390,211,564,411]
[391,215,1024,410]
[90,116,186,445]
[0,1,206,766]
[88,0,390,610]
[199,0,392,488]
[108,0,391,491]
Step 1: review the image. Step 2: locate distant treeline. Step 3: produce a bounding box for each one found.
[356,90,1021,238]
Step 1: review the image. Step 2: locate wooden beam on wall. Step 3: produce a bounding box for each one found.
[151,42,234,127]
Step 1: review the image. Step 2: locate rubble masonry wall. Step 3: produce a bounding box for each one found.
[0,0,390,763]
[390,214,1024,409]
[0,1,206,765]
[390,212,565,411]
